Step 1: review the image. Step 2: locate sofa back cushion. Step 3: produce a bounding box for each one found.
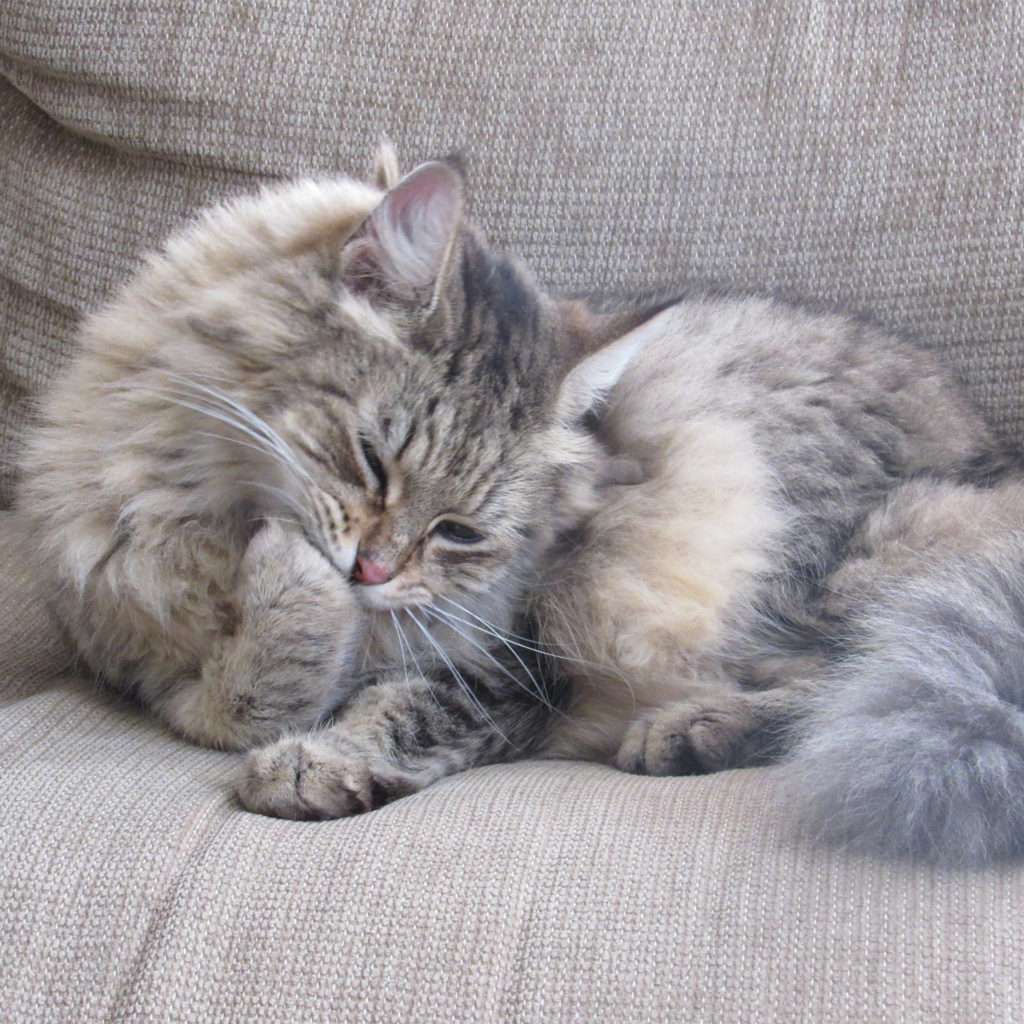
[2,1,1023,505]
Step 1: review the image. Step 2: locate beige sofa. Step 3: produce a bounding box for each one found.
[2,2,1023,1021]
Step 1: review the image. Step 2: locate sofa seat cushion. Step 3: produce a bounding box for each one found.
[1,511,1022,1023]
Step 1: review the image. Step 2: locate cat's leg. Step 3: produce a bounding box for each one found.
[156,521,364,750]
[615,670,826,775]
[236,670,552,819]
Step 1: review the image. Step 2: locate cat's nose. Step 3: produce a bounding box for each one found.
[352,555,392,585]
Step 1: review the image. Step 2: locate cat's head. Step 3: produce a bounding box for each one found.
[172,156,658,616]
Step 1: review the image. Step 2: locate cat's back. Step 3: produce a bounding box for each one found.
[604,292,1006,487]
[566,291,1014,680]
[540,292,1015,760]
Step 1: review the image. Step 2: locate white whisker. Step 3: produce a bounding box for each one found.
[440,594,584,665]
[406,608,513,747]
[390,610,410,678]
[239,479,305,517]
[146,389,294,471]
[195,429,290,462]
[438,594,553,651]
[439,593,635,702]
[390,610,447,716]
[423,605,558,712]
[148,374,317,489]
[548,597,636,708]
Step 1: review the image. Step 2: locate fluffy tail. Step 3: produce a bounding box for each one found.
[783,546,1024,864]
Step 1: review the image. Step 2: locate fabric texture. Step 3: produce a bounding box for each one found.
[2,1,1024,1021]
[2,1,1024,504]
[1,513,1021,1023]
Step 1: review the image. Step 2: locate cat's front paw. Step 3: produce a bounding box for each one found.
[159,678,303,750]
[615,696,761,776]
[236,734,417,820]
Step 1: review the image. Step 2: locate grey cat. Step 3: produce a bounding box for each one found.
[19,149,1024,864]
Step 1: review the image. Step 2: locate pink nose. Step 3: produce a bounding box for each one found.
[353,555,392,585]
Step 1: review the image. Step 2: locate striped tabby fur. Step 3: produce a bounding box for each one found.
[20,151,1024,861]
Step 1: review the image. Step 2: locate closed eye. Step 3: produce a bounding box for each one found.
[359,436,387,495]
[432,519,485,544]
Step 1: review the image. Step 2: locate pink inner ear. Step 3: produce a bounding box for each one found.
[341,234,385,292]
[342,162,463,301]
[382,163,460,233]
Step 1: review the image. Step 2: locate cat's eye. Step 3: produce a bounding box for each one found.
[432,520,485,544]
[359,436,387,495]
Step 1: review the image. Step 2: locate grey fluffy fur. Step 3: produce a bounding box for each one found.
[535,295,1024,866]
[18,156,649,820]
[19,150,1024,862]
[784,517,1024,863]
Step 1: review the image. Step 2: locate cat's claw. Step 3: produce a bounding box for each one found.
[236,735,415,820]
[615,696,761,776]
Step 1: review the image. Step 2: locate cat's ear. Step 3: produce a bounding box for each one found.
[555,331,646,423]
[340,161,463,310]
[372,139,401,190]
[554,301,671,422]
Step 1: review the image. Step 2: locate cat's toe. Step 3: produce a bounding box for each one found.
[236,735,419,820]
[236,736,373,819]
[615,697,756,776]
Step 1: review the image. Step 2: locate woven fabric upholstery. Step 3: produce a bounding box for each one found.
[1,517,1021,1023]
[2,2,1023,1022]
[2,0,1024,502]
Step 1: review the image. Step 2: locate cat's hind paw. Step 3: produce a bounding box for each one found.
[235,734,416,820]
[615,695,763,776]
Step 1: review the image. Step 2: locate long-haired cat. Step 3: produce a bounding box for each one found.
[19,149,1024,864]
